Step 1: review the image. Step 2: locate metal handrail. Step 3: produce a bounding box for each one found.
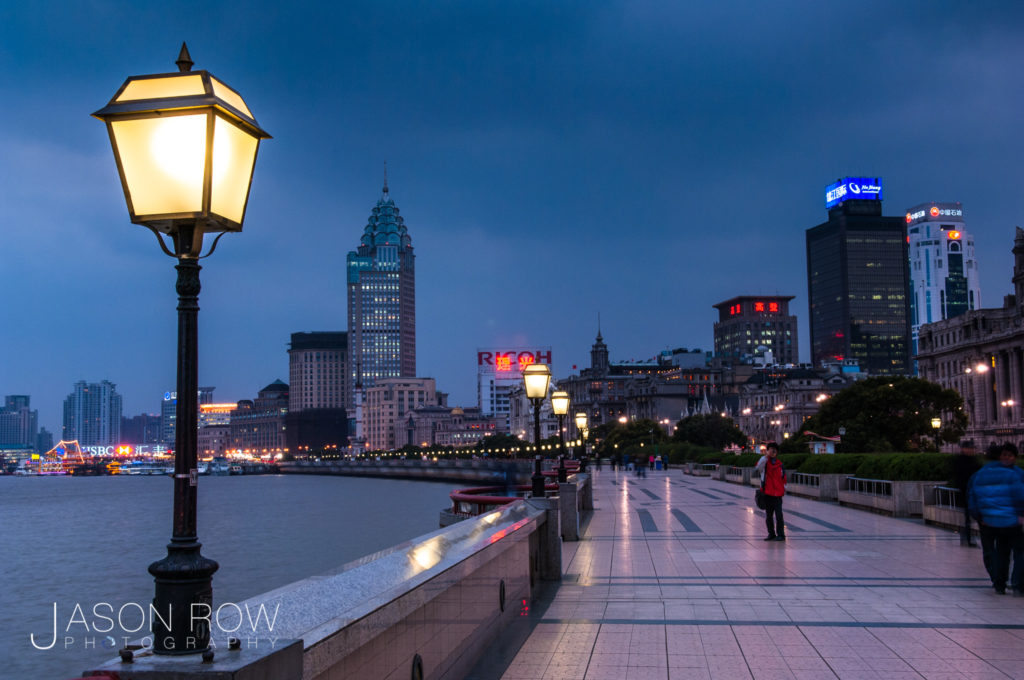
[789,472,820,487]
[846,476,893,497]
[932,485,963,509]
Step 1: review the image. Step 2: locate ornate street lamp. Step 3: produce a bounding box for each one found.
[575,411,588,471]
[93,44,269,655]
[523,363,551,496]
[551,390,570,482]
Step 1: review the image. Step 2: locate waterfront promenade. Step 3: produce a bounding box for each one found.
[488,467,1024,680]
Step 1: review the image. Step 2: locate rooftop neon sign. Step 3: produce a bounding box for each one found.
[825,177,883,209]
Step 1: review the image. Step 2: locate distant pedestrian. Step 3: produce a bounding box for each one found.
[951,439,981,546]
[649,455,654,470]
[968,442,1024,595]
[756,442,786,541]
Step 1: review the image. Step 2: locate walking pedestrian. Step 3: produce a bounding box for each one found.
[968,442,1024,595]
[951,439,980,546]
[756,441,786,541]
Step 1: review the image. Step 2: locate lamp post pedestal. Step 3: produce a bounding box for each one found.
[148,252,219,654]
[531,454,545,497]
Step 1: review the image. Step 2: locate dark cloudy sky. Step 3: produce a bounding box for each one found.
[2,1,1023,434]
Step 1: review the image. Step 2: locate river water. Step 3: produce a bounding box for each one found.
[0,474,454,679]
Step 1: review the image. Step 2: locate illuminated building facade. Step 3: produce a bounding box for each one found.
[364,378,437,451]
[160,386,214,445]
[62,380,122,447]
[917,228,1024,445]
[0,395,38,451]
[476,347,552,431]
[290,332,347,411]
[806,177,911,375]
[229,380,289,455]
[906,202,980,356]
[346,181,415,411]
[402,406,499,449]
[713,296,797,364]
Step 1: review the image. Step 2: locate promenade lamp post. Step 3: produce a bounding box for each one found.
[523,363,551,496]
[93,45,270,655]
[551,390,570,482]
[575,411,588,471]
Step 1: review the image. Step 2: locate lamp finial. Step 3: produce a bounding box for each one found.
[176,42,194,72]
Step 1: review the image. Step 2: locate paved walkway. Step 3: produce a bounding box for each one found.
[500,467,1024,680]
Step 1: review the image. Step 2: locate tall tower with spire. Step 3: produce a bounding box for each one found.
[346,173,416,411]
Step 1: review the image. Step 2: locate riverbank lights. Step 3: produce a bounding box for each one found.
[523,363,551,400]
[92,43,270,257]
[551,391,570,416]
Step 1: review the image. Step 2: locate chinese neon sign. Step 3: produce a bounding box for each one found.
[729,301,781,315]
[825,177,883,209]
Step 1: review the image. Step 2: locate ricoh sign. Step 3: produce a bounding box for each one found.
[478,348,552,380]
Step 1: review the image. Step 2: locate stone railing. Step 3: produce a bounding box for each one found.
[89,499,560,680]
[785,472,846,502]
[280,458,532,485]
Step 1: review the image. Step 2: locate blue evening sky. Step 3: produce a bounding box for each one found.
[2,1,1022,433]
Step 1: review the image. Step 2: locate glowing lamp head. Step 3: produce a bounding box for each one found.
[574,411,588,431]
[550,390,570,416]
[92,44,270,253]
[931,417,941,430]
[522,363,551,400]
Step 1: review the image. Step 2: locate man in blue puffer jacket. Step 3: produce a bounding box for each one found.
[968,442,1024,595]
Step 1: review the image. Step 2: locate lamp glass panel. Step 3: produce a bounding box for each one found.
[575,413,587,429]
[115,74,205,102]
[210,77,254,117]
[210,116,259,225]
[110,113,207,217]
[551,392,569,415]
[522,365,550,399]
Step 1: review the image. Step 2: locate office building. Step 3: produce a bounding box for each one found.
[121,413,162,444]
[63,380,122,447]
[229,380,289,455]
[346,179,416,409]
[917,227,1024,445]
[0,395,38,451]
[476,347,552,431]
[364,378,437,451]
[806,177,911,375]
[160,387,215,445]
[906,202,980,355]
[289,332,347,411]
[713,296,798,364]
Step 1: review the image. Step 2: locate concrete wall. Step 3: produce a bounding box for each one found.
[279,459,532,484]
[88,501,558,680]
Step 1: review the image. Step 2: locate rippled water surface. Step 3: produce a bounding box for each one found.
[0,474,453,679]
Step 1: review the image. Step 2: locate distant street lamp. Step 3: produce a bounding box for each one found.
[93,44,269,655]
[523,363,551,496]
[551,390,570,482]
[575,411,588,461]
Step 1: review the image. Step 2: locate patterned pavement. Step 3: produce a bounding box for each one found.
[498,467,1024,680]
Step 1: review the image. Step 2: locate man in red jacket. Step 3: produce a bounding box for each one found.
[756,442,787,541]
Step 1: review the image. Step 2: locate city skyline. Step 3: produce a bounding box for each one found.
[2,2,1023,433]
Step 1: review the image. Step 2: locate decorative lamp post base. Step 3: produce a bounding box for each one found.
[149,539,219,654]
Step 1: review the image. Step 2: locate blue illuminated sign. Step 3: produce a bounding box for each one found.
[825,177,883,209]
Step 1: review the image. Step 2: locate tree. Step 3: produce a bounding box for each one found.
[597,419,668,455]
[474,433,522,453]
[794,376,967,453]
[672,414,747,450]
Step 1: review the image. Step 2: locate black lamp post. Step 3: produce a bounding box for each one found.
[575,411,588,472]
[551,390,569,482]
[523,363,551,496]
[93,44,270,655]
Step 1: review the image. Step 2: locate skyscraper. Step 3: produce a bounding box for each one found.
[346,179,415,409]
[0,395,38,450]
[806,177,911,375]
[63,380,122,446]
[713,296,798,364]
[289,332,347,411]
[906,202,981,355]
